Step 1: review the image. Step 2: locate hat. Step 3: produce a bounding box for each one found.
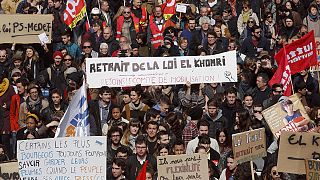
[53,51,63,59]
[64,67,78,79]
[91,7,101,15]
[11,68,21,77]
[188,106,203,120]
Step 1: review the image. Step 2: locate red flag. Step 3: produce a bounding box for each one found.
[275,31,317,74]
[269,47,292,96]
[136,160,148,180]
[63,0,87,29]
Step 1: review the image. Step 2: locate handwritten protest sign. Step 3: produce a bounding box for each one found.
[0,162,20,180]
[232,128,266,164]
[157,153,209,180]
[0,14,52,43]
[86,51,237,88]
[176,4,188,13]
[278,131,320,174]
[316,37,320,63]
[305,159,320,180]
[262,94,313,138]
[17,136,107,180]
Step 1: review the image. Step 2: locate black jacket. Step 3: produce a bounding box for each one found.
[88,100,114,136]
[126,154,157,180]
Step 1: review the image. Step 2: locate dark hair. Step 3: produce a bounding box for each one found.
[173,138,184,147]
[215,128,231,147]
[272,83,283,91]
[129,118,141,129]
[164,112,182,139]
[251,25,260,33]
[131,84,143,96]
[159,95,171,105]
[198,134,211,144]
[157,130,169,140]
[225,87,237,96]
[257,73,269,84]
[146,121,159,130]
[50,88,62,97]
[207,98,219,107]
[108,126,123,138]
[157,143,171,156]
[145,108,161,122]
[207,30,218,38]
[15,78,29,87]
[112,158,126,170]
[294,80,306,92]
[236,109,251,132]
[197,120,210,129]
[135,135,147,145]
[99,86,112,95]
[195,145,206,153]
[116,146,130,155]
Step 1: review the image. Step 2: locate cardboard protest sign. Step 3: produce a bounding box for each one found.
[0,14,52,43]
[17,136,107,179]
[305,159,320,180]
[232,128,266,164]
[0,162,20,180]
[277,131,320,174]
[262,94,314,138]
[157,153,209,180]
[86,51,237,88]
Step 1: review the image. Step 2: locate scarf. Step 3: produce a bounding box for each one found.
[308,13,318,21]
[128,101,145,111]
[0,78,9,97]
[26,97,42,113]
[242,9,252,24]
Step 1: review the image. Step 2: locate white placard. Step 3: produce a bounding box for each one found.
[38,32,50,45]
[86,51,237,88]
[176,4,187,13]
[17,136,107,180]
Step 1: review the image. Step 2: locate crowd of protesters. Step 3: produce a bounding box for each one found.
[0,0,320,179]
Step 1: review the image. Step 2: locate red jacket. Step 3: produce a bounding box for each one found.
[10,94,21,132]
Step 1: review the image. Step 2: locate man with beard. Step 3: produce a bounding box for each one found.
[107,127,132,170]
[240,25,270,58]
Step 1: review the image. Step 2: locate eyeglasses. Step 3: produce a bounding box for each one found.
[255,31,261,34]
[83,46,91,49]
[267,16,272,18]
[123,11,131,14]
[273,90,283,93]
[248,21,254,23]
[64,58,72,61]
[254,110,262,113]
[0,55,6,58]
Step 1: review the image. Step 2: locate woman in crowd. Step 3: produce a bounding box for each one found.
[216,129,232,172]
[120,119,141,153]
[23,46,43,82]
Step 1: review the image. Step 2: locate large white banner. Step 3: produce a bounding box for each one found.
[17,136,107,180]
[86,51,237,88]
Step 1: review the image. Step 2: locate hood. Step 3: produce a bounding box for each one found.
[206,109,223,121]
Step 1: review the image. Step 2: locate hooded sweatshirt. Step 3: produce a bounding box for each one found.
[202,109,227,138]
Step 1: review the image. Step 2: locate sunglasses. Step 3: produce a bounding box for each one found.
[248,21,254,23]
[64,58,72,61]
[254,110,262,113]
[83,46,91,49]
[267,16,272,18]
[123,11,131,14]
[272,171,281,176]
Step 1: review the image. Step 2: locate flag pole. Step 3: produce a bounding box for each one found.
[84,0,91,29]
